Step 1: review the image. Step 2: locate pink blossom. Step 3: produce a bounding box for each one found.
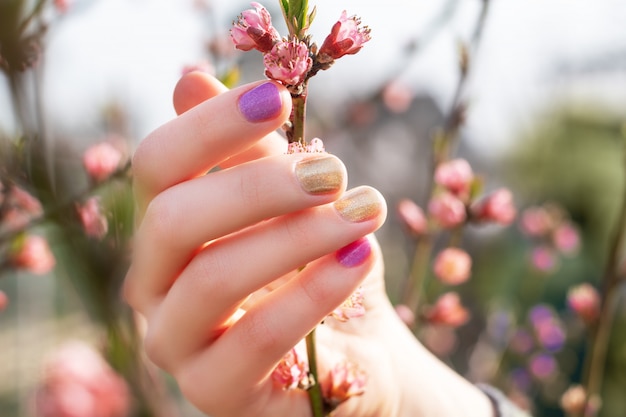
[0,291,8,312]
[434,158,474,198]
[34,341,130,417]
[560,385,587,416]
[271,348,309,390]
[322,360,367,409]
[83,142,123,182]
[264,39,312,86]
[287,137,326,154]
[531,246,559,273]
[231,2,280,53]
[11,235,55,275]
[528,353,557,380]
[428,192,467,228]
[318,11,371,63]
[471,188,517,225]
[397,198,428,236]
[330,287,365,322]
[433,247,472,285]
[382,80,413,113]
[2,186,43,232]
[54,0,71,13]
[520,206,553,237]
[424,292,470,327]
[553,222,581,255]
[76,198,108,240]
[567,283,600,323]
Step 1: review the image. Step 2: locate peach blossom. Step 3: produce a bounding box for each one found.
[433,247,472,285]
[11,235,55,275]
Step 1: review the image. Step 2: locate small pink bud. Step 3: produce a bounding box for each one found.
[83,142,123,182]
[76,197,108,240]
[424,292,470,327]
[530,246,559,273]
[567,283,600,323]
[230,2,280,53]
[553,222,580,255]
[471,188,517,225]
[520,206,553,237]
[433,247,472,285]
[264,39,312,86]
[54,0,71,13]
[0,291,8,312]
[434,158,474,198]
[528,353,557,380]
[397,198,428,236]
[428,192,467,229]
[11,235,55,275]
[322,360,367,409]
[318,11,371,63]
[271,348,309,390]
[330,287,365,322]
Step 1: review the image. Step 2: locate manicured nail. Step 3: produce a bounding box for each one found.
[238,82,283,123]
[295,155,344,195]
[336,238,371,267]
[334,187,382,223]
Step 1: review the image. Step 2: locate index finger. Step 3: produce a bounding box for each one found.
[132,80,292,213]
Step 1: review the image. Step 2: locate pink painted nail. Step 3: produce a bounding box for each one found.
[336,238,371,268]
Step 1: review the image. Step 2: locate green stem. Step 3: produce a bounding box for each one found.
[402,236,433,319]
[306,328,325,417]
[288,91,307,145]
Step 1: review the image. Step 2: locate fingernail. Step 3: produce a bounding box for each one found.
[295,155,344,195]
[334,187,382,223]
[336,238,371,267]
[238,82,283,123]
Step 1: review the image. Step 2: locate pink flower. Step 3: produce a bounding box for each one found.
[271,348,309,390]
[433,247,472,285]
[397,198,428,236]
[76,198,108,240]
[54,0,71,13]
[330,287,365,322]
[0,290,8,312]
[560,385,587,416]
[520,206,553,237]
[567,283,600,323]
[424,292,470,327]
[531,246,559,273]
[83,142,123,182]
[434,158,474,198]
[287,137,326,154]
[322,360,367,409]
[11,235,55,275]
[382,80,413,113]
[528,353,557,380]
[428,192,467,228]
[553,222,581,255]
[231,2,280,53]
[264,39,312,86]
[318,11,371,63]
[471,188,517,225]
[34,341,130,417]
[1,186,43,232]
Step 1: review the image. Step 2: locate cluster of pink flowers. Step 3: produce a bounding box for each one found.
[287,137,326,154]
[34,341,130,417]
[82,141,124,183]
[271,347,310,390]
[519,203,581,273]
[330,286,365,322]
[231,3,370,89]
[321,360,367,409]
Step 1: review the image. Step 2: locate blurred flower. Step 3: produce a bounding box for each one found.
[433,247,472,285]
[34,341,130,417]
[567,283,600,323]
[509,367,532,392]
[322,360,367,409]
[471,188,517,225]
[528,353,557,380]
[424,292,470,327]
[520,206,553,237]
[560,385,587,416]
[318,11,371,63]
[2,185,43,232]
[530,246,559,273]
[509,329,535,355]
[76,197,108,240]
[428,192,466,229]
[0,290,8,312]
[54,0,72,13]
[230,2,279,53]
[434,158,474,199]
[11,235,55,275]
[396,198,428,236]
[83,142,123,182]
[330,287,365,322]
[553,222,581,256]
[264,39,312,86]
[394,304,415,327]
[534,318,566,352]
[271,348,309,390]
[382,80,413,113]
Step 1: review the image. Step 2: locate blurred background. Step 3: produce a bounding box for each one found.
[1,0,626,416]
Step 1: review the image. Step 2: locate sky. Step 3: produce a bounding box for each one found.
[3,0,626,154]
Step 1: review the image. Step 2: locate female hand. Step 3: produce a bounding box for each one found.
[124,72,494,417]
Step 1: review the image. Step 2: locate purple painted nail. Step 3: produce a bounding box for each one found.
[336,238,371,268]
[238,82,282,123]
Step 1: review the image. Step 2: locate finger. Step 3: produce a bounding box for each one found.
[143,187,386,370]
[132,80,292,213]
[172,72,288,168]
[175,236,378,416]
[125,153,348,313]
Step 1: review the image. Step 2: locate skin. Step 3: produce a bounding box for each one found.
[124,72,495,417]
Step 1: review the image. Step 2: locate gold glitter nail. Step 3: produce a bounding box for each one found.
[295,155,344,195]
[334,187,382,222]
